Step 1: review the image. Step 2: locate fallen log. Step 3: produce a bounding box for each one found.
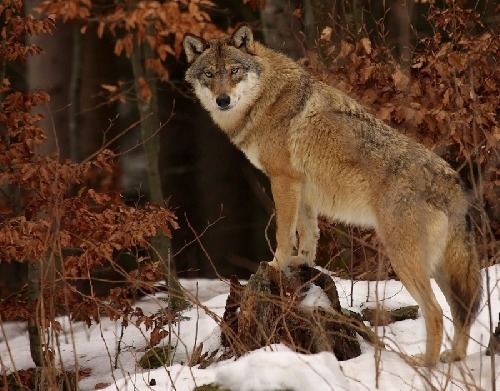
[361,305,420,326]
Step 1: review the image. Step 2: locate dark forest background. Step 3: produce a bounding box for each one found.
[1,0,498,297]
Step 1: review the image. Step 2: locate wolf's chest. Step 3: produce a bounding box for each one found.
[240,142,263,171]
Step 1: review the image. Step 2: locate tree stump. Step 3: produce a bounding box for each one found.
[486,313,500,356]
[220,262,364,361]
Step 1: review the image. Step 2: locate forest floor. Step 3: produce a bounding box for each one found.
[1,265,499,391]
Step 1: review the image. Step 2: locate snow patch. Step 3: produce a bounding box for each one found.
[300,283,332,308]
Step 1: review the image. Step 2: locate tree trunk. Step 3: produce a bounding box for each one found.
[68,23,82,163]
[129,31,182,298]
[25,0,73,158]
[260,0,304,59]
[79,29,117,161]
[28,261,44,367]
[3,35,44,364]
[308,0,335,61]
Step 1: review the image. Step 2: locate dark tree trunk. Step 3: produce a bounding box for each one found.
[128,23,182,298]
[260,0,304,59]
[25,1,73,158]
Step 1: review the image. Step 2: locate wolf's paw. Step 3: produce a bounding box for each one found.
[289,255,314,267]
[439,349,464,363]
[298,250,316,267]
[410,353,436,367]
[268,258,281,270]
[268,255,314,270]
[268,257,292,270]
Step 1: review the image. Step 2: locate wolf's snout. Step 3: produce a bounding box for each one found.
[216,94,231,109]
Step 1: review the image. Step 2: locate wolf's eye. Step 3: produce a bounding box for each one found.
[204,70,213,78]
[230,67,239,75]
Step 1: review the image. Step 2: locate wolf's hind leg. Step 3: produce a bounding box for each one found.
[379,220,443,366]
[392,256,443,366]
[434,223,482,363]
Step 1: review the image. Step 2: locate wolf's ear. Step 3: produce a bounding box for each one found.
[183,34,208,63]
[230,24,255,54]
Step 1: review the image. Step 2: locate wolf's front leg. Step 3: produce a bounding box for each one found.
[297,201,319,266]
[268,176,302,270]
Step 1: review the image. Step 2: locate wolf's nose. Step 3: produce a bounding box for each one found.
[216,94,231,108]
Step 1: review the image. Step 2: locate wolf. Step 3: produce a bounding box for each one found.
[183,25,482,366]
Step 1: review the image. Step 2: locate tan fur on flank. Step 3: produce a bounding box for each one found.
[183,25,482,367]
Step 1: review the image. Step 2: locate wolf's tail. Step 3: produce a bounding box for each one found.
[442,215,482,326]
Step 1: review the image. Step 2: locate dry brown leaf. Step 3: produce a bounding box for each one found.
[360,38,372,55]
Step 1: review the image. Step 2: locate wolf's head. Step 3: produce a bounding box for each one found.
[183,25,263,128]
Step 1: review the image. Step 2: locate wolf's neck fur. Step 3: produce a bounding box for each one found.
[218,43,312,145]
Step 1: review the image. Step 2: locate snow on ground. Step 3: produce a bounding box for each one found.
[1,265,499,390]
